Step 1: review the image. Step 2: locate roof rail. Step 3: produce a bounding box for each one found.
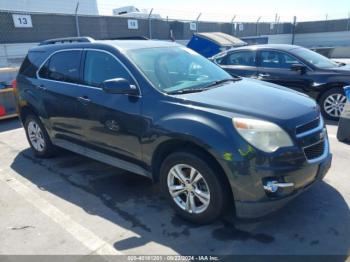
[39,37,95,46]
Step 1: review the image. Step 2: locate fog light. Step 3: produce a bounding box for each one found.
[263,181,294,193]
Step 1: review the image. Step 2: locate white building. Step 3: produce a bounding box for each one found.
[113,6,161,19]
[0,0,99,15]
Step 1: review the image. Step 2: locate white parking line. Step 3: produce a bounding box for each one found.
[0,171,123,255]
[0,127,23,135]
[328,134,337,139]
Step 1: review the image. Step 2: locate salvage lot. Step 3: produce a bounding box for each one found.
[0,118,349,257]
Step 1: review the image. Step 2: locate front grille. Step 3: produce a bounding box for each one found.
[304,140,325,160]
[296,118,320,135]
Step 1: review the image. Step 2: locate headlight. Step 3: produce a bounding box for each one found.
[233,118,293,153]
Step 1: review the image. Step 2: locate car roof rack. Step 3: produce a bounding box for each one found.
[39,37,95,46]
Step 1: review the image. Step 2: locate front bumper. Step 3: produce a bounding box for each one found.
[234,152,332,219]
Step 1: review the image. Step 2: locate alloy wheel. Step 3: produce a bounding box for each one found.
[323,93,347,118]
[27,120,46,152]
[167,164,210,214]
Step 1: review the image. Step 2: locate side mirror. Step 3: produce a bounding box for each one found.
[291,64,307,74]
[101,78,138,96]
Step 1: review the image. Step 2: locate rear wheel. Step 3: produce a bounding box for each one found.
[320,87,347,121]
[24,115,56,158]
[160,151,229,224]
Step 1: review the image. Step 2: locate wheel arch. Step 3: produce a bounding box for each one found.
[151,138,235,206]
[19,105,40,124]
[316,82,347,102]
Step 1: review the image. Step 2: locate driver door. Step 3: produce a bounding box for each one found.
[257,50,313,93]
[77,49,143,162]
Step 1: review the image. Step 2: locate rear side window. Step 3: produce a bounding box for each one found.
[222,51,256,66]
[83,50,133,87]
[38,50,81,83]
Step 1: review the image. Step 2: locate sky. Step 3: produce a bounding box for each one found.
[97,0,350,22]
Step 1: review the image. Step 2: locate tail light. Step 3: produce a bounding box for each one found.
[0,105,6,117]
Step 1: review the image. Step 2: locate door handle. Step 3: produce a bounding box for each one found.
[36,84,47,91]
[258,73,270,78]
[77,96,91,105]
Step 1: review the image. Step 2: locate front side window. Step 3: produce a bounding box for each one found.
[126,47,231,93]
[223,51,256,66]
[39,50,81,83]
[259,50,300,69]
[83,50,133,87]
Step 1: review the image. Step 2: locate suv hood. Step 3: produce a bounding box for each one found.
[177,78,319,125]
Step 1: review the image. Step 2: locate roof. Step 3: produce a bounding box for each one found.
[194,32,246,46]
[231,44,302,51]
[31,39,181,53]
[99,40,180,51]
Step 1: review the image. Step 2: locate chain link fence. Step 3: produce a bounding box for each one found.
[1,8,350,67]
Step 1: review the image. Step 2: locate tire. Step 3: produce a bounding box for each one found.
[160,151,229,224]
[24,114,56,158]
[319,87,347,121]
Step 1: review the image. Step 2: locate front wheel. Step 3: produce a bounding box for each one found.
[160,152,229,224]
[320,88,347,121]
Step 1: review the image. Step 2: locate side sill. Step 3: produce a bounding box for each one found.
[52,138,151,179]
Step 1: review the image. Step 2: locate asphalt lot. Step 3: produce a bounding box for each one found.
[0,118,349,259]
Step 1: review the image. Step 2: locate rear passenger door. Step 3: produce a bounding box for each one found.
[78,49,143,162]
[218,50,258,78]
[37,50,88,144]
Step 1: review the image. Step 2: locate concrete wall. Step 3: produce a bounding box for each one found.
[266,31,350,48]
[0,43,37,67]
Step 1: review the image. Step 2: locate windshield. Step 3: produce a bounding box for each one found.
[291,48,339,69]
[126,46,232,93]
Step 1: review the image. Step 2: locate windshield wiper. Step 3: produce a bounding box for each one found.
[204,77,241,88]
[167,87,211,95]
[166,77,241,95]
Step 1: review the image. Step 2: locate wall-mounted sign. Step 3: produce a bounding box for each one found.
[238,23,244,31]
[12,14,32,28]
[190,22,197,31]
[128,19,138,30]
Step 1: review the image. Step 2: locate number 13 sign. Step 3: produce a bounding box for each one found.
[12,14,33,28]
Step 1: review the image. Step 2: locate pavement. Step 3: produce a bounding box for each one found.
[0,118,349,259]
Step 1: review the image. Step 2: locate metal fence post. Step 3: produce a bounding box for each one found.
[292,16,297,44]
[196,13,202,33]
[256,16,261,36]
[75,2,80,37]
[231,15,236,35]
[148,8,153,39]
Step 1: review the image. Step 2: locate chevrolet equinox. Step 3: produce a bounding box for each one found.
[15,37,332,224]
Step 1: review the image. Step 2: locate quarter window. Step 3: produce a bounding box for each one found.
[38,50,81,83]
[83,51,133,87]
[259,51,300,69]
